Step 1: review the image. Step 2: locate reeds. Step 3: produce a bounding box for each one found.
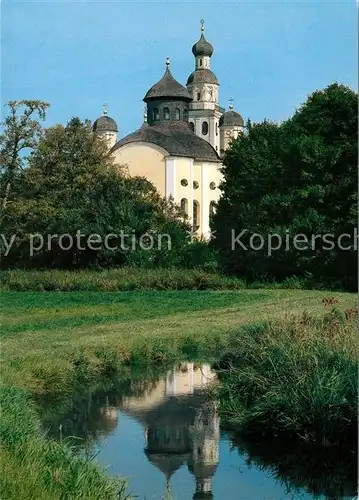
[215,302,358,447]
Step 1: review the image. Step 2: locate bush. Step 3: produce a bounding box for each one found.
[0,267,246,292]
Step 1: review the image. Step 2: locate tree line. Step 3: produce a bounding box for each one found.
[1,83,357,290]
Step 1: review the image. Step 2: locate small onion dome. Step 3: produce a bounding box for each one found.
[192,34,214,57]
[187,69,218,86]
[93,115,118,132]
[219,107,244,127]
[93,105,118,132]
[144,58,192,102]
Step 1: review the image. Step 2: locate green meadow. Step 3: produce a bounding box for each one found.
[1,284,357,499]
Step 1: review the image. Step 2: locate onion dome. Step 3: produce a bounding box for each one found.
[187,69,218,86]
[144,58,192,102]
[192,20,213,57]
[93,104,118,132]
[219,104,244,127]
[145,452,186,479]
[188,461,218,480]
[192,35,213,57]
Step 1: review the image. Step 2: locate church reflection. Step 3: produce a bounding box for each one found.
[40,362,219,499]
[119,362,219,500]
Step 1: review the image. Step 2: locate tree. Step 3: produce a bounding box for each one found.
[1,117,190,269]
[0,100,49,214]
[211,83,357,290]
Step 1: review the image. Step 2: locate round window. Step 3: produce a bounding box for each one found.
[181,179,188,187]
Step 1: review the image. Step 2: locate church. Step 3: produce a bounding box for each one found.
[93,20,244,238]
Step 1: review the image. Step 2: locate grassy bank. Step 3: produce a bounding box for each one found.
[1,387,127,500]
[215,304,358,447]
[2,289,354,393]
[1,289,357,498]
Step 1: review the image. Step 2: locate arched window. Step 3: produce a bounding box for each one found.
[202,121,209,135]
[183,108,188,121]
[189,121,195,132]
[180,198,188,217]
[197,92,201,101]
[153,107,159,121]
[175,108,180,120]
[216,123,218,136]
[163,107,170,120]
[200,59,203,66]
[209,201,216,217]
[193,200,200,230]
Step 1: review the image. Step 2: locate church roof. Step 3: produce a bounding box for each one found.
[144,63,192,102]
[93,115,118,133]
[187,69,218,86]
[219,109,244,127]
[112,123,220,162]
[192,34,214,57]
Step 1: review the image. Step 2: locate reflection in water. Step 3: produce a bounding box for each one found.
[119,362,219,499]
[230,434,357,500]
[39,362,357,500]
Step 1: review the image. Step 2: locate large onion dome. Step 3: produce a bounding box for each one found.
[144,58,192,102]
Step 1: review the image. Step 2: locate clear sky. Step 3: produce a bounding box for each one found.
[2,0,357,137]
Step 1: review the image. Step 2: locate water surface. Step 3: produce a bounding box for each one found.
[40,362,357,500]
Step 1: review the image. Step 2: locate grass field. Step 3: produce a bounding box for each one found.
[1,288,357,499]
[1,289,355,394]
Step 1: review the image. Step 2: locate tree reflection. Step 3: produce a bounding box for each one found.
[230,433,357,499]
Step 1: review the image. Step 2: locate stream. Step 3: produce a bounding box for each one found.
[39,361,357,500]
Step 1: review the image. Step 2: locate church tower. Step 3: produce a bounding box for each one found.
[219,100,245,156]
[188,400,220,500]
[187,20,224,154]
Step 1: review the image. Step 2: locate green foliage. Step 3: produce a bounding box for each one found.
[0,100,49,214]
[0,267,246,292]
[212,83,357,291]
[215,306,358,446]
[1,117,191,269]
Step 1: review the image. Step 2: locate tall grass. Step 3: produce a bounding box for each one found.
[0,387,128,500]
[214,303,358,447]
[0,267,245,291]
[1,267,340,292]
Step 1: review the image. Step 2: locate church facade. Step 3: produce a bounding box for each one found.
[93,21,244,238]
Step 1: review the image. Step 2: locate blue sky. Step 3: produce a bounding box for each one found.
[2,0,357,137]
